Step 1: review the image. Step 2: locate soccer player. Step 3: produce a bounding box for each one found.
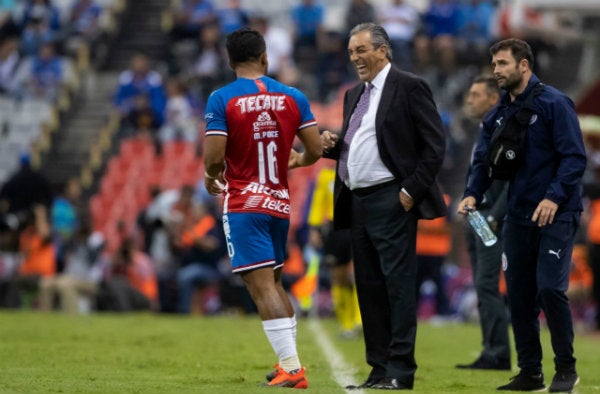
[203,28,322,389]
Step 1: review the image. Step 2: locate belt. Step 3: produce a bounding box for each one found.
[352,180,398,197]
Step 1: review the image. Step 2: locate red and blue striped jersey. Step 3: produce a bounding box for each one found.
[205,76,317,218]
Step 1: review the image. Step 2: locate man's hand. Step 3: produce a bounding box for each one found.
[204,173,225,196]
[532,198,558,227]
[321,130,339,151]
[288,149,303,169]
[457,196,476,215]
[399,190,414,211]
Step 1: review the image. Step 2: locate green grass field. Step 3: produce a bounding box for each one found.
[0,312,598,393]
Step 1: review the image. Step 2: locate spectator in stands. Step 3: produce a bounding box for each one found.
[315,30,348,103]
[377,0,419,72]
[22,40,66,102]
[188,21,227,104]
[344,0,376,37]
[415,0,461,72]
[38,218,105,313]
[0,219,21,307]
[97,237,158,312]
[215,0,249,36]
[114,52,167,125]
[0,0,20,38]
[123,93,160,138]
[456,0,496,64]
[170,0,217,42]
[1,204,55,308]
[20,12,55,57]
[290,0,324,62]
[175,201,224,314]
[159,77,198,143]
[65,0,103,61]
[250,16,296,85]
[21,0,61,33]
[0,153,53,215]
[0,36,21,95]
[51,177,83,271]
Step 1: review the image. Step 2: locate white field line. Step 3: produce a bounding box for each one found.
[308,318,365,394]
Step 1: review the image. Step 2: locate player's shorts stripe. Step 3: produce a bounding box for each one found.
[232,259,276,273]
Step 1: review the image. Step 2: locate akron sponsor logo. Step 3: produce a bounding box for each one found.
[240,183,290,214]
[240,182,290,200]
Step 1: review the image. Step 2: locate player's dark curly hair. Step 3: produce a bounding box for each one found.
[226,28,266,65]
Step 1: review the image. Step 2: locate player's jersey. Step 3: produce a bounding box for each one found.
[205,76,317,219]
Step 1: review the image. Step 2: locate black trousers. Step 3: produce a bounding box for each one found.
[503,219,577,374]
[465,222,511,362]
[351,182,418,387]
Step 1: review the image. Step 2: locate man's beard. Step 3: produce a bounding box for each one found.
[500,71,522,93]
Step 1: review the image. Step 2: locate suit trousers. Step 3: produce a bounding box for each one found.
[351,181,418,387]
[464,222,511,362]
[502,219,577,374]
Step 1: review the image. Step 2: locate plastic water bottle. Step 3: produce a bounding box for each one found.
[466,206,498,247]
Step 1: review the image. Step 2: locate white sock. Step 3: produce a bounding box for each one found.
[291,315,297,342]
[262,317,301,372]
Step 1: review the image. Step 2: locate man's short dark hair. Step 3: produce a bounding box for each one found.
[473,74,500,96]
[490,38,534,70]
[226,28,266,65]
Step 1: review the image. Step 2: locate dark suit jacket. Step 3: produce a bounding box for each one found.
[324,66,447,229]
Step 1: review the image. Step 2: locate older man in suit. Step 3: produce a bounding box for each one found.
[322,22,446,390]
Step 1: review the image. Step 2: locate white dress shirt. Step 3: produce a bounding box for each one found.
[346,62,395,190]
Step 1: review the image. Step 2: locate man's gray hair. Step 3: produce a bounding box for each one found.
[349,22,393,61]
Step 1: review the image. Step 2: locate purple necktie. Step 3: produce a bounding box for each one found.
[338,83,372,183]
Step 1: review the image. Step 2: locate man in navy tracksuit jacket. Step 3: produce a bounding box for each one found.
[458,39,586,393]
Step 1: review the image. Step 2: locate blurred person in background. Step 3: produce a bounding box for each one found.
[415,0,461,73]
[169,0,216,43]
[0,153,53,215]
[97,237,158,312]
[216,0,249,36]
[250,16,296,86]
[23,41,67,103]
[174,200,224,314]
[377,0,419,72]
[0,0,20,38]
[65,0,103,61]
[203,27,322,388]
[344,0,375,38]
[1,204,55,308]
[306,165,360,338]
[51,177,83,272]
[38,217,105,313]
[0,36,21,95]
[159,77,199,144]
[455,75,511,371]
[415,194,452,318]
[19,0,59,57]
[114,52,167,126]
[187,21,228,104]
[290,0,324,64]
[582,128,600,331]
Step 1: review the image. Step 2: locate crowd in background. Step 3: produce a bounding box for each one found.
[0,0,599,334]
